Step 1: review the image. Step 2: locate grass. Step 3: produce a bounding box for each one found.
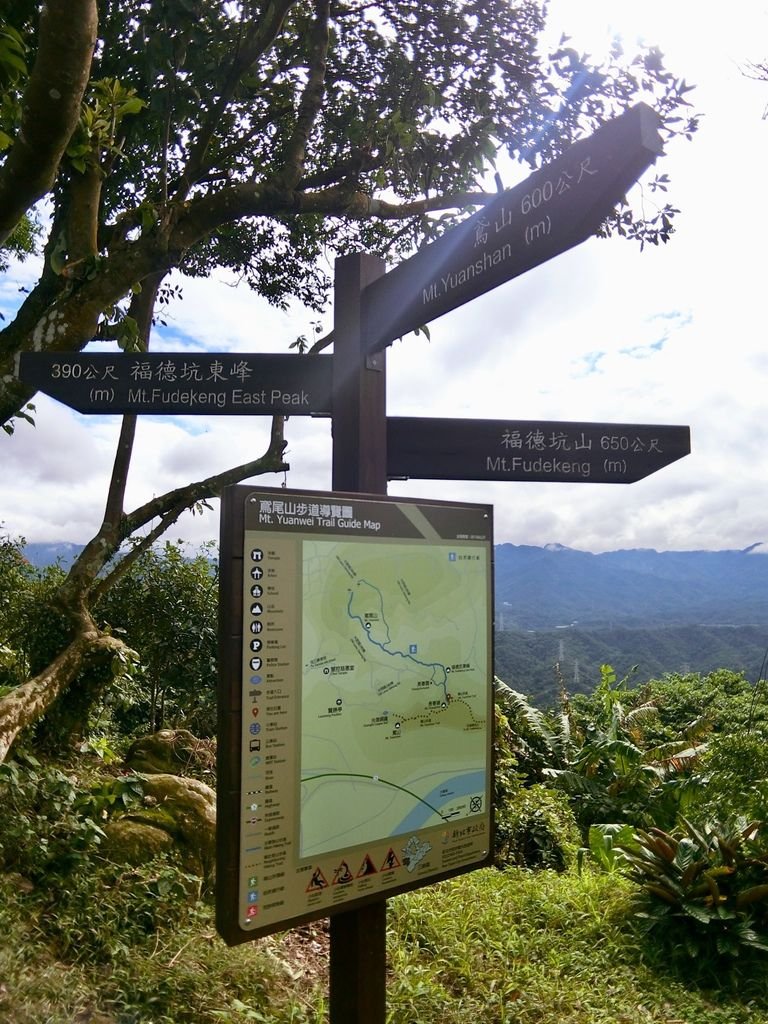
[389,869,768,1024]
[2,865,768,1024]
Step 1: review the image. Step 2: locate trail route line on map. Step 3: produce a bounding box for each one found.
[299,539,489,858]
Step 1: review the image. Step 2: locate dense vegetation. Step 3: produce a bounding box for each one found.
[2,534,768,1022]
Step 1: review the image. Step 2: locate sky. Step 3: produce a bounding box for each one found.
[2,1,768,555]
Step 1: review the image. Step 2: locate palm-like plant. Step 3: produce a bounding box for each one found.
[497,667,710,832]
[617,817,768,962]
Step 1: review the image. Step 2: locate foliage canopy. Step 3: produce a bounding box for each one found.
[0,0,695,427]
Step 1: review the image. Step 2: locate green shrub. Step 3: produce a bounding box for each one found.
[626,670,767,741]
[578,822,636,875]
[691,732,768,824]
[495,783,581,871]
[618,817,768,970]
[0,755,204,967]
[0,756,106,878]
[44,858,203,963]
[493,697,579,870]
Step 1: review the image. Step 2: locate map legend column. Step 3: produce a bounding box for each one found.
[239,533,299,930]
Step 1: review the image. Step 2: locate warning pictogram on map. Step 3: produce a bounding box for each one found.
[332,860,354,885]
[357,854,378,878]
[380,848,401,872]
[306,867,329,892]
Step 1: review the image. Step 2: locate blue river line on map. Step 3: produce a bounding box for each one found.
[393,770,486,833]
[346,579,450,700]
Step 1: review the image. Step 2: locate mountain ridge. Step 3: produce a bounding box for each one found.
[22,539,768,630]
[493,542,768,630]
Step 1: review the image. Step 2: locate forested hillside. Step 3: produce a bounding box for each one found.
[491,543,768,703]
[495,623,768,704]
[26,540,768,707]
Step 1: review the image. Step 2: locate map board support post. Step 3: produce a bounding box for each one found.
[329,252,388,1024]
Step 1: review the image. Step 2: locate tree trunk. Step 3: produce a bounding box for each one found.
[0,623,129,764]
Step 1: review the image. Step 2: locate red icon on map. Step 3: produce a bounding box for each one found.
[380,848,401,871]
[306,867,329,892]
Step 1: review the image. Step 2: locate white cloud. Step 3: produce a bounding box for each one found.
[2,1,768,554]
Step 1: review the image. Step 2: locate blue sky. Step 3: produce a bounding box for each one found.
[2,1,768,553]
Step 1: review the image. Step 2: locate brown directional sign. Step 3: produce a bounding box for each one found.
[362,102,663,353]
[18,352,333,416]
[387,417,691,484]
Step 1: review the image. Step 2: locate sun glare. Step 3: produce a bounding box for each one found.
[546,0,766,74]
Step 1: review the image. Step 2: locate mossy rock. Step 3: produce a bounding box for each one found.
[101,818,176,865]
[103,773,216,882]
[123,729,215,778]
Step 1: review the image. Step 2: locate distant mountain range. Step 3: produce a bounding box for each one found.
[494,542,768,630]
[25,539,768,631]
[22,539,768,702]
[24,542,86,569]
[491,543,768,700]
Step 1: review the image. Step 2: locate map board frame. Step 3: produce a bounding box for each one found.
[217,485,495,945]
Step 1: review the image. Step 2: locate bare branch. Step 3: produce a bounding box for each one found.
[101,272,165,530]
[172,179,495,245]
[122,414,288,536]
[297,147,378,191]
[308,329,333,354]
[338,190,496,220]
[90,501,189,603]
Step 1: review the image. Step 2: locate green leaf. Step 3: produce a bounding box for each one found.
[680,900,716,924]
[117,96,147,116]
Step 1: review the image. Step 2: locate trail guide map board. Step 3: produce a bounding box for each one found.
[217,487,494,943]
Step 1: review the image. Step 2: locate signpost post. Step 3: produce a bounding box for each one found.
[16,103,688,1024]
[327,253,389,1024]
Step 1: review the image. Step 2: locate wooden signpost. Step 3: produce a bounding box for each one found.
[362,102,663,352]
[387,416,691,484]
[16,103,689,1024]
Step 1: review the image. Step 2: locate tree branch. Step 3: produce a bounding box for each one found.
[276,0,331,190]
[175,0,299,197]
[297,147,377,190]
[336,189,496,220]
[122,414,289,537]
[171,180,495,247]
[101,273,165,530]
[0,0,98,244]
[0,625,131,764]
[90,501,189,603]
